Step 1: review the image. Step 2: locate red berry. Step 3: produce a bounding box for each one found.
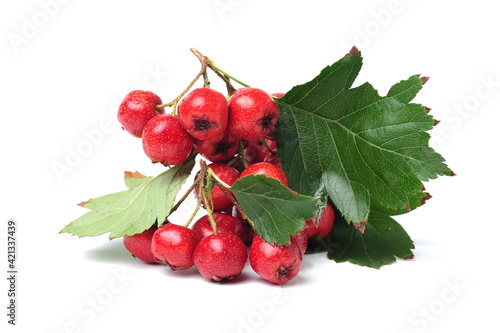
[118,90,164,138]
[191,212,247,241]
[249,235,302,285]
[228,87,279,141]
[193,233,248,281]
[142,114,194,165]
[151,224,200,270]
[290,230,308,255]
[195,163,239,211]
[304,203,335,239]
[239,162,288,187]
[123,225,158,264]
[177,87,229,140]
[194,130,238,163]
[271,92,285,98]
[244,139,277,165]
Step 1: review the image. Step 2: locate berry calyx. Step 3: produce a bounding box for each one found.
[194,130,238,163]
[177,87,229,140]
[123,225,158,264]
[193,232,248,281]
[142,114,194,165]
[228,87,279,141]
[118,90,165,138]
[249,235,302,285]
[151,224,200,270]
[239,162,288,187]
[304,203,335,239]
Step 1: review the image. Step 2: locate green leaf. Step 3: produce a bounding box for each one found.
[78,171,153,211]
[325,211,414,268]
[371,189,430,216]
[61,158,195,239]
[275,51,453,223]
[230,174,320,245]
[387,75,424,104]
[124,171,152,190]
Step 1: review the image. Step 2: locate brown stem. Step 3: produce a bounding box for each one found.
[156,49,209,114]
[238,139,249,168]
[157,48,242,113]
[192,48,237,96]
[261,138,277,155]
[203,71,210,88]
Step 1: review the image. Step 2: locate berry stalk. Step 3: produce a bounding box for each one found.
[156,48,245,112]
[206,56,251,88]
[206,166,255,230]
[182,188,203,228]
[201,183,218,234]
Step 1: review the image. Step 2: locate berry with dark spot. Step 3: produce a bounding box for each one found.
[249,235,302,285]
[228,87,279,141]
[177,87,229,140]
[194,130,238,162]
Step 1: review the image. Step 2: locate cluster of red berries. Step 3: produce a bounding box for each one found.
[118,87,335,284]
[123,202,334,284]
[117,87,281,166]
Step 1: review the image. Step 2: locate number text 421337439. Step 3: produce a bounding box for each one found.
[6,220,17,325]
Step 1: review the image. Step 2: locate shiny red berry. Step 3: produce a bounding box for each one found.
[151,224,200,270]
[123,225,158,264]
[228,87,279,141]
[118,90,164,138]
[239,162,288,187]
[193,232,248,281]
[192,212,247,241]
[249,235,302,285]
[142,114,194,165]
[177,87,229,140]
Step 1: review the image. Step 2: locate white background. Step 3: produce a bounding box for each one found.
[1,0,499,332]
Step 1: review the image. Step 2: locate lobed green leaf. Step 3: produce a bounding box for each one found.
[275,51,453,223]
[61,158,195,239]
